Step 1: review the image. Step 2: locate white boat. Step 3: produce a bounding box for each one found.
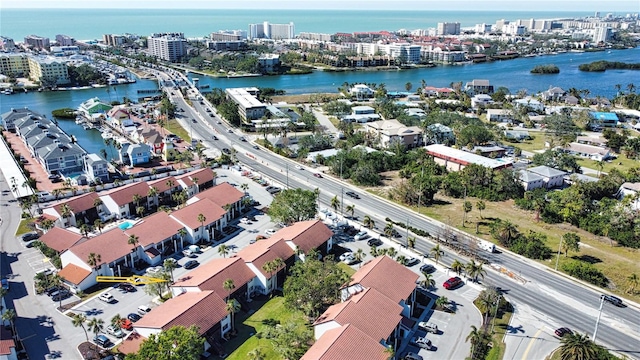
[101,132,114,140]
[75,117,85,124]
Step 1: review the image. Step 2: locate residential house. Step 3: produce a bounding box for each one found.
[43,192,102,227]
[147,176,180,207]
[405,108,426,119]
[471,94,494,109]
[236,237,295,295]
[617,182,640,210]
[576,136,607,147]
[101,181,151,219]
[518,170,545,191]
[464,145,507,158]
[504,130,530,141]
[170,198,227,243]
[137,128,165,155]
[425,123,454,145]
[301,324,389,360]
[349,84,374,99]
[343,105,380,123]
[107,106,134,130]
[1,107,40,132]
[170,257,257,301]
[120,142,151,166]
[464,79,493,95]
[268,220,334,259]
[425,144,512,171]
[589,111,619,129]
[514,98,544,112]
[83,153,109,183]
[542,87,566,102]
[564,142,612,161]
[189,182,246,221]
[123,211,186,265]
[527,165,566,188]
[77,97,112,122]
[365,119,423,149]
[133,291,230,343]
[39,226,83,253]
[486,109,513,123]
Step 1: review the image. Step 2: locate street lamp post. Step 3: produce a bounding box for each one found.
[341,187,344,218]
[555,236,563,271]
[406,218,410,242]
[286,164,289,189]
[593,295,605,342]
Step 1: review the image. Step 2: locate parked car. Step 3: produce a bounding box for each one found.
[182,249,196,258]
[420,264,436,274]
[404,353,423,360]
[405,257,420,267]
[418,321,439,333]
[443,276,463,290]
[117,283,136,292]
[1,279,8,290]
[21,232,40,242]
[411,336,432,349]
[354,231,370,241]
[555,327,573,337]
[127,313,142,322]
[345,191,360,199]
[221,148,231,155]
[313,173,323,178]
[51,290,70,302]
[240,217,251,224]
[137,305,152,315]
[94,335,112,348]
[184,260,199,269]
[99,292,115,303]
[120,319,133,331]
[265,229,277,236]
[211,135,218,140]
[602,294,623,307]
[106,325,125,338]
[339,252,354,262]
[367,238,383,247]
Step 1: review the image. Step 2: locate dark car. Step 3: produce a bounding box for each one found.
[313,173,323,178]
[405,257,420,267]
[420,264,436,274]
[221,148,231,155]
[212,135,218,140]
[367,238,383,247]
[191,118,197,123]
[21,232,40,242]
[443,276,463,290]
[51,290,71,302]
[184,260,199,269]
[127,313,142,322]
[345,191,360,199]
[94,334,112,348]
[118,283,136,292]
[602,294,623,307]
[555,327,573,337]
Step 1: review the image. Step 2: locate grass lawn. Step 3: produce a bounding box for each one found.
[486,305,514,360]
[401,193,640,303]
[509,133,547,154]
[16,219,33,236]
[336,262,356,277]
[164,118,191,143]
[225,296,308,360]
[576,152,640,174]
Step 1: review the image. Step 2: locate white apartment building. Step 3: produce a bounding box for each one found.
[593,26,612,43]
[298,32,332,42]
[437,22,460,35]
[148,33,186,62]
[28,56,70,85]
[249,22,295,40]
[24,35,50,50]
[502,23,527,35]
[383,43,421,64]
[0,53,30,77]
[225,88,266,121]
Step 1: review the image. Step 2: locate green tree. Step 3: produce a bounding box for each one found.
[430,244,444,265]
[71,313,89,344]
[419,272,436,289]
[218,244,230,258]
[2,309,17,341]
[466,260,486,283]
[463,201,473,226]
[345,204,355,219]
[267,188,318,225]
[225,299,241,333]
[435,296,449,310]
[164,258,177,283]
[261,321,313,360]
[330,195,340,212]
[87,317,104,348]
[128,234,139,266]
[363,215,375,229]
[407,236,416,249]
[126,325,205,360]
[558,332,598,360]
[562,233,581,257]
[627,273,639,294]
[87,252,102,270]
[476,200,486,219]
[451,259,464,275]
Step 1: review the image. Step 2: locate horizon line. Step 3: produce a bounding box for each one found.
[1,7,637,12]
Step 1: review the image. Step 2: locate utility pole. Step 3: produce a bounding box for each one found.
[341,187,344,218]
[417,164,424,214]
[286,164,289,189]
[593,295,605,342]
[555,236,563,271]
[406,218,410,241]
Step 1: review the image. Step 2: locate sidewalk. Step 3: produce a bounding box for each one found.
[0,132,34,199]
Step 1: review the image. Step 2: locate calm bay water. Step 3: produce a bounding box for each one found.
[0,9,598,40]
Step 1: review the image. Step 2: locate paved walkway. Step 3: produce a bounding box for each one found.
[312,107,339,135]
[0,133,34,199]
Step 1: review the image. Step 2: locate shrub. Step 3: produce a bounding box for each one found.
[561,260,608,287]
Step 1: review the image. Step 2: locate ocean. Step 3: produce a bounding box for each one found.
[0,9,599,40]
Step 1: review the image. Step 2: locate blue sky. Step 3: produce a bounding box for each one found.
[1,0,638,11]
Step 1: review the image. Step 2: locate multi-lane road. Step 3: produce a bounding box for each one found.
[161,72,639,359]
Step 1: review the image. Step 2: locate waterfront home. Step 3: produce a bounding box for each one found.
[542,87,566,102]
[84,153,110,183]
[225,87,266,121]
[564,142,612,161]
[349,84,374,99]
[471,94,494,109]
[119,142,151,166]
[589,111,619,128]
[464,79,493,95]
[77,97,112,121]
[486,109,513,123]
[365,119,423,149]
[343,105,380,123]
[514,97,544,112]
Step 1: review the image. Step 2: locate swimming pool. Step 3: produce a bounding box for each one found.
[118,221,135,230]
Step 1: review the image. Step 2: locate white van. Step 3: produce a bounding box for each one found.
[137,305,151,315]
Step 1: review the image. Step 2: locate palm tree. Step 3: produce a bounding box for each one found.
[466,260,486,283]
[41,218,55,231]
[87,317,105,349]
[354,248,365,265]
[1,309,17,340]
[558,332,598,360]
[396,255,407,265]
[345,204,355,219]
[270,258,284,291]
[110,314,123,329]
[420,272,436,289]
[384,222,394,237]
[136,206,145,218]
[226,299,241,333]
[128,234,139,266]
[223,278,235,301]
[93,219,104,234]
[407,236,416,249]
[495,220,519,246]
[476,200,485,219]
[197,213,207,239]
[384,345,395,360]
[386,247,397,259]
[177,228,187,250]
[87,252,102,270]
[451,259,464,275]
[430,244,444,265]
[466,325,483,359]
[435,296,449,310]
[50,273,65,308]
[363,215,375,229]
[147,187,158,206]
[218,244,230,258]
[330,195,340,212]
[93,198,103,210]
[60,204,73,226]
[627,273,639,294]
[240,183,249,195]
[132,194,142,209]
[163,258,177,283]
[71,313,89,344]
[463,201,472,226]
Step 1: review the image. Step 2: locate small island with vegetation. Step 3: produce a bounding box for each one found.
[51,108,76,119]
[579,60,640,72]
[530,64,560,74]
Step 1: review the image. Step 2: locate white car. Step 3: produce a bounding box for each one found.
[339,252,354,262]
[296,165,304,170]
[354,231,370,241]
[418,321,438,333]
[240,217,251,224]
[99,292,115,303]
[106,325,124,338]
[265,229,277,236]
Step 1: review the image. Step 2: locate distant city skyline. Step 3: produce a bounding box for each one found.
[1,0,638,12]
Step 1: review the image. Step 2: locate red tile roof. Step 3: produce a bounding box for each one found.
[124,211,184,247]
[105,181,151,206]
[301,324,388,360]
[236,237,294,277]
[349,255,418,304]
[314,288,402,343]
[170,198,226,229]
[53,192,100,215]
[147,176,179,193]
[40,226,83,252]
[58,263,92,285]
[270,220,333,254]
[195,182,244,207]
[177,168,216,186]
[0,328,16,356]
[117,331,147,355]
[172,257,255,296]
[133,291,227,335]
[67,228,131,266]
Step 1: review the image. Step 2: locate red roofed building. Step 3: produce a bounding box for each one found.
[170,198,227,243]
[268,220,334,258]
[42,192,102,228]
[176,168,217,197]
[101,181,152,219]
[302,324,389,360]
[124,211,186,265]
[147,176,180,207]
[39,226,83,253]
[236,237,295,295]
[190,182,245,220]
[171,257,256,301]
[133,291,231,343]
[57,263,92,289]
[0,327,17,360]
